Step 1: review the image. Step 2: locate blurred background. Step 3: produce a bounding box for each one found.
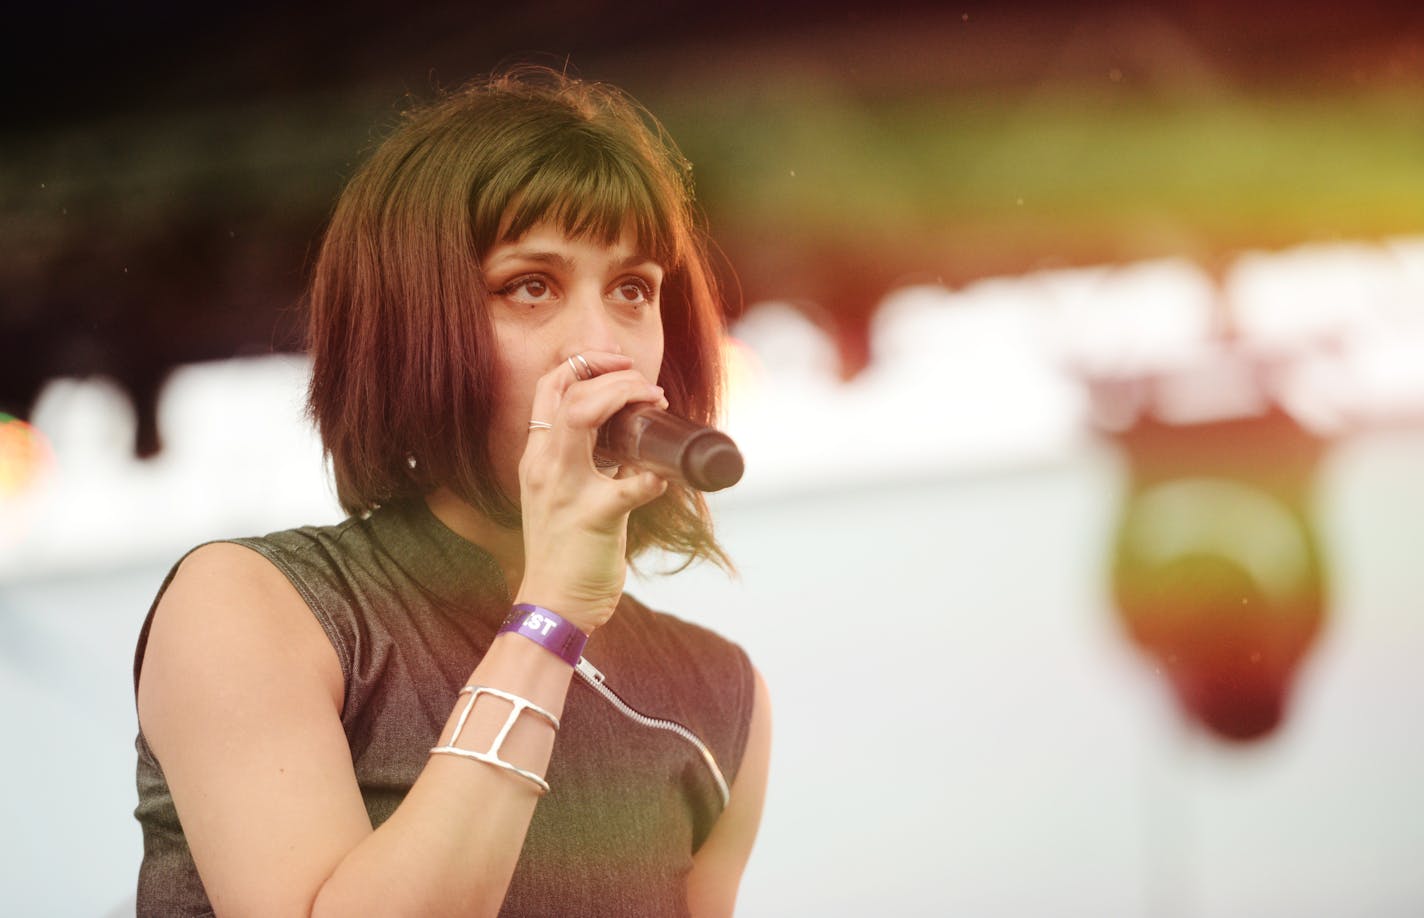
[3,1,1424,914]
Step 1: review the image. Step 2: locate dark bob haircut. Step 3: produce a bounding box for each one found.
[307,66,730,568]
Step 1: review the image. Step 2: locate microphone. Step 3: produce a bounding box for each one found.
[596,404,745,492]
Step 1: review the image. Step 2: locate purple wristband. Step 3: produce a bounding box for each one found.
[499,603,588,667]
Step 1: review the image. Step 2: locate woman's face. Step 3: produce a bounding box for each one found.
[482,220,667,502]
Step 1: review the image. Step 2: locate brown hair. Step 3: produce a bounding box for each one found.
[306,66,729,568]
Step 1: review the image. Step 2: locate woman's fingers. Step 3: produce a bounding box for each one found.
[526,351,631,433]
[519,352,670,518]
[522,351,632,485]
[557,371,664,431]
[606,468,668,509]
[555,373,663,482]
[526,355,665,465]
[515,353,669,630]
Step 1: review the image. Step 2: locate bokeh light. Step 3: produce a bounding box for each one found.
[0,413,54,500]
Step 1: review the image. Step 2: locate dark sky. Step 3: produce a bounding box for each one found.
[8,0,1422,131]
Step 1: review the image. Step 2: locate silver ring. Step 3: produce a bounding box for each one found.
[528,420,553,431]
[567,353,593,381]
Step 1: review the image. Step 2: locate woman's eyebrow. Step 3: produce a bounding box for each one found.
[614,253,664,274]
[487,250,573,272]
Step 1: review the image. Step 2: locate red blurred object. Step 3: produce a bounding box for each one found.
[1107,406,1327,742]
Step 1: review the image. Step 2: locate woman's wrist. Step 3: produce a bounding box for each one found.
[498,603,589,667]
[474,633,577,712]
[511,585,615,634]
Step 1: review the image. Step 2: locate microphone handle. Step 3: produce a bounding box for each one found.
[596,404,745,492]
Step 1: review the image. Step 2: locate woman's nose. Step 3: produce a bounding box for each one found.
[569,287,620,353]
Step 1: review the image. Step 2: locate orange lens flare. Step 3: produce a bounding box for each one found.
[0,414,54,499]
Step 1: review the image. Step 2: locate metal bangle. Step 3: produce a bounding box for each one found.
[429,685,560,795]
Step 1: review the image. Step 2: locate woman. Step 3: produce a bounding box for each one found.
[133,67,771,916]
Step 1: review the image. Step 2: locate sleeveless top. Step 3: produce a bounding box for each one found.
[132,498,755,917]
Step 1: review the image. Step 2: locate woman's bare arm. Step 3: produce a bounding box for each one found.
[685,668,772,917]
[139,541,575,917]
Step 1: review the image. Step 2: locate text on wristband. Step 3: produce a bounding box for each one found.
[522,613,559,637]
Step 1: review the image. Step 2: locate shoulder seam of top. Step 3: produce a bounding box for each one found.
[226,536,355,713]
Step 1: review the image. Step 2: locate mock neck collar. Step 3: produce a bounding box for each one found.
[372,497,511,615]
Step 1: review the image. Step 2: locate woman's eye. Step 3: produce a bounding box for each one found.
[615,279,654,304]
[501,276,553,302]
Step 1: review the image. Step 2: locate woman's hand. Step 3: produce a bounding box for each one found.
[514,350,669,633]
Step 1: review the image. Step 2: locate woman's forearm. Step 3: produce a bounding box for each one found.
[310,633,573,917]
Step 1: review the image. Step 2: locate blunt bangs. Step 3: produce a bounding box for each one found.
[470,123,684,268]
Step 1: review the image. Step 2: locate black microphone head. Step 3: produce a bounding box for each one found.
[684,432,744,492]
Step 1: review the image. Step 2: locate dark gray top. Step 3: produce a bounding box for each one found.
[133,498,755,916]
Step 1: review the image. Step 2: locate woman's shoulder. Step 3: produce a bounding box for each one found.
[617,593,752,672]
[146,513,369,622]
[607,594,761,802]
[225,513,373,575]
[612,594,755,712]
[132,516,368,704]
[167,538,302,601]
[135,538,348,747]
